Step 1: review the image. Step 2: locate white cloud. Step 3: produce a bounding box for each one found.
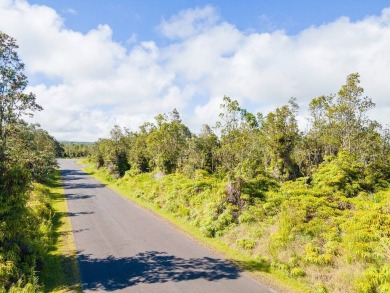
[162,8,390,128]
[258,14,278,32]
[126,33,138,44]
[0,0,390,142]
[158,5,219,39]
[65,8,77,15]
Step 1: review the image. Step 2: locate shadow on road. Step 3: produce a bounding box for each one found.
[78,251,241,291]
[61,169,86,179]
[67,211,95,217]
[66,194,95,200]
[63,182,105,189]
[61,169,105,189]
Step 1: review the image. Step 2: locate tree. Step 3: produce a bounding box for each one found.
[261,98,300,181]
[215,97,266,209]
[108,125,130,176]
[61,142,89,158]
[302,73,387,178]
[0,32,42,166]
[0,31,49,291]
[182,124,219,175]
[335,73,375,152]
[126,123,154,173]
[8,123,59,182]
[0,30,43,210]
[216,96,263,178]
[146,110,191,173]
[196,124,219,173]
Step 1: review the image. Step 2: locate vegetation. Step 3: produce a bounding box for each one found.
[40,171,81,292]
[1,28,389,292]
[59,142,91,158]
[88,73,390,292]
[0,31,72,291]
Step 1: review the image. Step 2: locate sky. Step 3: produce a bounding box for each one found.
[1,0,390,141]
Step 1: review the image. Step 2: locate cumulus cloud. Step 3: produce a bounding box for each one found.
[0,0,389,141]
[0,0,178,141]
[158,5,219,39]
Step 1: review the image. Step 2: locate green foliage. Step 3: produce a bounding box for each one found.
[312,151,364,197]
[0,31,60,291]
[182,124,219,175]
[7,123,59,183]
[238,205,265,223]
[290,267,306,277]
[341,210,390,263]
[235,238,257,250]
[0,182,54,291]
[261,97,300,181]
[0,32,42,164]
[215,96,264,179]
[60,142,90,158]
[86,73,390,292]
[89,153,390,292]
[355,265,390,293]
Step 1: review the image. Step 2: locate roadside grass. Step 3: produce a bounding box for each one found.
[80,160,309,293]
[40,170,82,292]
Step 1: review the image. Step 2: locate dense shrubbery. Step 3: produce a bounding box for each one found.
[89,73,390,292]
[0,31,59,291]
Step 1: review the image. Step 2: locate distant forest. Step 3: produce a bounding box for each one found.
[59,141,91,158]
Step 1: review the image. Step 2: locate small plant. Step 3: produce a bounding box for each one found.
[290,267,306,277]
[236,238,257,250]
[316,283,328,293]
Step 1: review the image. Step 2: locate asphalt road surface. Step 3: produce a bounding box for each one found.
[59,159,274,292]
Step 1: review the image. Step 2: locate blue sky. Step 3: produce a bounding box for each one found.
[29,0,390,43]
[1,0,390,141]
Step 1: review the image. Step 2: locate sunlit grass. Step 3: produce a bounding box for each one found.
[40,170,82,292]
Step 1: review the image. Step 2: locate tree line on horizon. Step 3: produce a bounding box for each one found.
[58,141,90,158]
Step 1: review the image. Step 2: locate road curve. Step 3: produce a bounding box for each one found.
[59,159,274,292]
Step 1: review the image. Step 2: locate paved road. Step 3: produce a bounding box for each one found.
[59,159,274,292]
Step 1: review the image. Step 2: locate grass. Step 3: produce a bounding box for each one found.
[40,170,82,292]
[80,160,310,293]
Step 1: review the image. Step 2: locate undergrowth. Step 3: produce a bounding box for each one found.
[84,161,390,292]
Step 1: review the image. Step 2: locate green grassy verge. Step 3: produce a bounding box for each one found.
[80,160,309,293]
[40,170,82,292]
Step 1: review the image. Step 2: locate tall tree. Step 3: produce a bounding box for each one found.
[182,124,219,174]
[261,98,300,181]
[216,96,262,178]
[304,74,381,172]
[335,73,375,152]
[127,123,154,173]
[8,123,59,182]
[146,110,191,173]
[0,31,43,204]
[0,32,42,166]
[0,31,50,291]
